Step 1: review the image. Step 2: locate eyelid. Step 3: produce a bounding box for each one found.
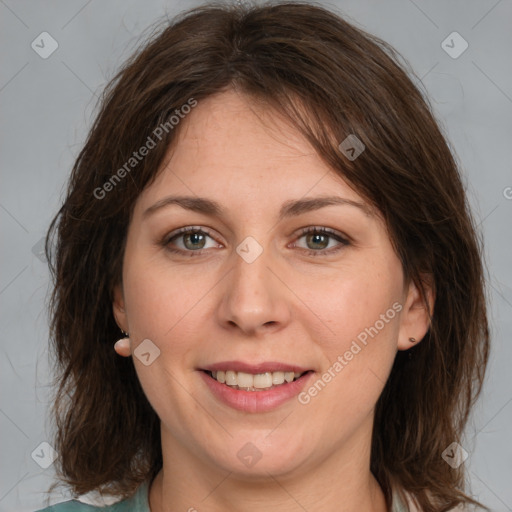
[295,226,351,244]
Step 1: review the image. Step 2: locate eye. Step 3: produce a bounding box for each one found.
[292,227,350,256]
[162,227,219,255]
[160,226,350,257]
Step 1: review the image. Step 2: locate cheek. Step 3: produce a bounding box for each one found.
[120,253,203,419]
[295,266,402,422]
[296,263,402,354]
[122,246,194,339]
[121,247,218,387]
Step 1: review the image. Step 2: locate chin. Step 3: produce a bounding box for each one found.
[202,435,312,480]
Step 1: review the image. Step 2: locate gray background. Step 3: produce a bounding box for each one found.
[1,0,511,511]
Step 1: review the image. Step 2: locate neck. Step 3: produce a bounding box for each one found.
[149,419,388,512]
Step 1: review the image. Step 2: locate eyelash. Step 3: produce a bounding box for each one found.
[160,226,350,257]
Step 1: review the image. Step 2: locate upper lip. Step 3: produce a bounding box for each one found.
[200,360,312,374]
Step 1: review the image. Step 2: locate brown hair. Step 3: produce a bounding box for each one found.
[44,1,490,510]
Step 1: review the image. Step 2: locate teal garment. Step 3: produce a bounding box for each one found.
[35,480,410,511]
[34,480,151,512]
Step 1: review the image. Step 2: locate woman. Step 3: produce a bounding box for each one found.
[36,1,490,511]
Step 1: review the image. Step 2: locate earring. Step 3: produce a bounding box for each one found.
[408,337,417,343]
[114,330,130,353]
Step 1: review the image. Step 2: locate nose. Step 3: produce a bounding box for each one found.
[216,241,291,337]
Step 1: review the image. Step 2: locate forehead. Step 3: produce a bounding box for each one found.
[136,89,371,216]
[170,90,320,169]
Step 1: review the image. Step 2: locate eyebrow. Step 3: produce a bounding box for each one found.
[143,194,373,221]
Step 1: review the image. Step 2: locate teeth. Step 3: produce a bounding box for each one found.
[272,371,285,385]
[284,372,295,383]
[225,370,237,386]
[253,372,272,388]
[209,370,304,390]
[237,371,254,388]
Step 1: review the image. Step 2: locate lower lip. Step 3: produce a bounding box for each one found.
[199,371,314,413]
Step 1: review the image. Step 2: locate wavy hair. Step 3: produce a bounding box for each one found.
[44,2,490,511]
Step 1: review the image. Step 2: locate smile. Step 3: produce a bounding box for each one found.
[199,365,314,413]
[207,370,306,391]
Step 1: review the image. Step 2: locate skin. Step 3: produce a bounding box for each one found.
[113,88,433,512]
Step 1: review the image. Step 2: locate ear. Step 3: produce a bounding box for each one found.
[113,283,131,357]
[397,274,435,351]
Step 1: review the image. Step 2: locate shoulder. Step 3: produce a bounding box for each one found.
[34,501,106,511]
[393,488,471,512]
[34,480,151,512]
[34,497,142,512]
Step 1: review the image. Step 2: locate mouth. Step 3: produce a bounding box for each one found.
[198,361,315,412]
[199,367,315,412]
[202,369,312,391]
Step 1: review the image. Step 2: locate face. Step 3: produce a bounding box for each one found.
[113,88,431,480]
